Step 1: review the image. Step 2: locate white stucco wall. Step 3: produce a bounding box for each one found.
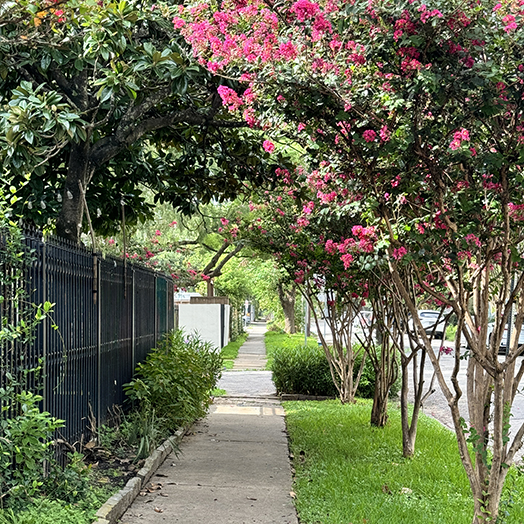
[178,303,230,349]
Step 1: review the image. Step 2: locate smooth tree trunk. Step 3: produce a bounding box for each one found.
[277,282,296,334]
[388,261,524,523]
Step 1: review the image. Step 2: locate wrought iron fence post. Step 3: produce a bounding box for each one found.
[132,267,136,371]
[96,254,101,431]
[42,240,47,413]
[154,275,158,348]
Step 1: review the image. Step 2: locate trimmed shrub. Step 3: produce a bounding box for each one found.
[124,330,223,430]
[270,343,400,399]
[271,344,338,396]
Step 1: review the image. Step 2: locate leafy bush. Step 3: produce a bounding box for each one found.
[271,344,338,396]
[270,343,400,399]
[124,330,223,430]
[446,324,458,341]
[0,389,65,500]
[0,498,96,524]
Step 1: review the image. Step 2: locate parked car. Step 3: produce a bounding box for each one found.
[487,323,524,354]
[408,310,446,339]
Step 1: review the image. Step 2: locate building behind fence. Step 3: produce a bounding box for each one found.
[1,228,174,447]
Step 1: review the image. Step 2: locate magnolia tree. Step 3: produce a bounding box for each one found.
[0,0,292,242]
[178,0,524,520]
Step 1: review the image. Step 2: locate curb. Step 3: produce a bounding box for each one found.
[91,426,188,524]
[280,394,335,401]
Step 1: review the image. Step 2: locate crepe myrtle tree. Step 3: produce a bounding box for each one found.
[0,0,291,243]
[178,0,524,520]
[221,186,396,407]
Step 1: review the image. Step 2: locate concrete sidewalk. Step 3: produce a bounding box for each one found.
[118,322,298,524]
[232,322,268,370]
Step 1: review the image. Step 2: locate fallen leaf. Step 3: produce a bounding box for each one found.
[289,491,297,499]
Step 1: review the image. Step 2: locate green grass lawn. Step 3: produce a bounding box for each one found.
[220,332,248,369]
[284,399,524,524]
[264,331,317,369]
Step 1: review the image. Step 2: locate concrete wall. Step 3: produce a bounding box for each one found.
[178,303,230,350]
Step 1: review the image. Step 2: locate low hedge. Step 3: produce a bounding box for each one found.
[271,343,400,399]
[271,344,337,397]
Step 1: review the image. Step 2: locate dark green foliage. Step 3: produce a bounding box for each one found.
[124,330,223,430]
[270,343,400,399]
[271,344,338,397]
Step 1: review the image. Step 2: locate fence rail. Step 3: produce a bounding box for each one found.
[1,228,174,447]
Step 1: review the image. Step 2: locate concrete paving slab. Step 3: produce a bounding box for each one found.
[218,370,277,397]
[118,400,297,524]
[233,322,267,370]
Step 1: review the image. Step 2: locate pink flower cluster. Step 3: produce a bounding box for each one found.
[508,202,524,221]
[417,4,443,23]
[449,128,470,150]
[263,140,275,152]
[392,246,407,260]
[217,85,243,111]
[290,0,320,22]
[363,129,376,142]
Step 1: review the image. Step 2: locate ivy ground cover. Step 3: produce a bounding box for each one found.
[284,400,524,524]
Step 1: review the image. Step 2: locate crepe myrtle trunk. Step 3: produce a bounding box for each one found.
[370,367,389,426]
[277,282,296,334]
[55,142,92,243]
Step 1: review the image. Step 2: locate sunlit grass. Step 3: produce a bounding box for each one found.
[284,399,524,524]
[220,332,248,368]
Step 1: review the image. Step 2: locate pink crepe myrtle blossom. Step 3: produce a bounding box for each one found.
[290,0,320,21]
[303,201,315,214]
[392,246,408,260]
[449,128,470,150]
[508,202,524,221]
[296,217,310,227]
[465,233,482,248]
[341,253,354,269]
[220,217,229,225]
[363,129,377,142]
[217,85,243,111]
[263,140,275,152]
[379,125,391,142]
[439,346,453,355]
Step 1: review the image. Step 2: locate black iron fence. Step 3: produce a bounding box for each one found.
[1,228,174,446]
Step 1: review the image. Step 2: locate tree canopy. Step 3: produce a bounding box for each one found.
[179,0,524,520]
[0,0,289,241]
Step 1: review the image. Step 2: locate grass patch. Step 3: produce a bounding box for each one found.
[264,331,317,369]
[221,332,248,368]
[284,399,524,524]
[211,388,227,396]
